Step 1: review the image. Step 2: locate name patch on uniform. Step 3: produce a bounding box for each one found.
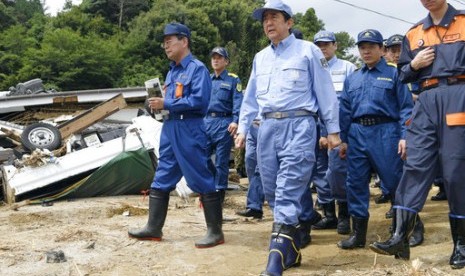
[320,58,329,68]
[331,70,346,75]
[444,33,460,42]
[377,77,393,82]
[220,82,232,89]
[178,74,189,81]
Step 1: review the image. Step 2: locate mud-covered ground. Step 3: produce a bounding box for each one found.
[0,184,461,276]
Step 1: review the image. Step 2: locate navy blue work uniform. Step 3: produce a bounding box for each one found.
[205,69,243,191]
[369,5,465,267]
[244,119,265,212]
[152,53,216,194]
[394,4,465,217]
[340,58,413,218]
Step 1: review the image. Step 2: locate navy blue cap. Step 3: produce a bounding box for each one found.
[385,34,403,47]
[314,30,336,43]
[210,47,229,60]
[356,29,383,45]
[163,23,191,38]
[291,29,303,40]
[252,0,293,21]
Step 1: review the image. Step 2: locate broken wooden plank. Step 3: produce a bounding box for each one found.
[57,94,127,139]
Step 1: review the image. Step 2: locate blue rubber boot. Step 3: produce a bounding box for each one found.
[260,223,298,276]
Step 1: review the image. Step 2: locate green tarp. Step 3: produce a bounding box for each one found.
[71,147,155,197]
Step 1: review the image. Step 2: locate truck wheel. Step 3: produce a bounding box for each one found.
[21,123,62,151]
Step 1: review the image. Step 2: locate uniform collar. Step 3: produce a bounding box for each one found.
[170,53,193,69]
[212,69,228,80]
[271,33,295,51]
[328,55,338,67]
[361,57,387,72]
[422,3,458,29]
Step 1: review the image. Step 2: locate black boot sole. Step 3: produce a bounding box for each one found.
[195,239,225,248]
[128,234,162,241]
[451,263,465,269]
[369,244,409,260]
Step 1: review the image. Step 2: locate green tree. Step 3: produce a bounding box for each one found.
[0,1,18,29]
[81,0,151,29]
[334,31,357,63]
[120,0,218,86]
[293,8,325,40]
[19,28,123,90]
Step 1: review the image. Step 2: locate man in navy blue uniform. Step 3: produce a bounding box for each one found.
[311,30,356,234]
[128,23,224,249]
[205,46,243,201]
[236,117,265,219]
[236,1,341,274]
[383,34,425,248]
[370,0,465,269]
[338,29,413,250]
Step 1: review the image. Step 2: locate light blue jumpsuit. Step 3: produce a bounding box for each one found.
[238,34,340,226]
[323,56,356,203]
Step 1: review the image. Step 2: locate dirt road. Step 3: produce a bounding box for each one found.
[0,185,461,275]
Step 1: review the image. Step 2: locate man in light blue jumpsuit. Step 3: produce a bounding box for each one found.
[128,23,224,249]
[338,29,413,250]
[235,1,341,274]
[311,30,356,235]
[205,46,243,201]
[236,28,321,233]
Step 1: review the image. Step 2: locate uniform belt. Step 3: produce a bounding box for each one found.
[207,112,232,117]
[162,113,203,120]
[420,75,465,91]
[263,110,316,119]
[353,116,396,126]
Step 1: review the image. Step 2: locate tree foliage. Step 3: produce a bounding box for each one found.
[0,0,357,91]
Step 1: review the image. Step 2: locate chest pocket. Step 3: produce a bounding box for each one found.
[256,67,272,96]
[372,80,394,103]
[281,61,309,93]
[171,76,192,99]
[217,82,232,102]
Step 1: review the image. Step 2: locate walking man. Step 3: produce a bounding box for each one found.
[128,23,224,249]
[236,1,341,274]
[370,1,465,269]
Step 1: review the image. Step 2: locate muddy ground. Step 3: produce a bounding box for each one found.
[0,183,461,276]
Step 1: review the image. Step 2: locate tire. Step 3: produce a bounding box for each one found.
[21,123,62,151]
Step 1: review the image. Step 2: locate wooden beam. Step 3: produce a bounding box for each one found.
[58,94,127,139]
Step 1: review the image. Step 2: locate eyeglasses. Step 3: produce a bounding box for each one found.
[161,39,178,49]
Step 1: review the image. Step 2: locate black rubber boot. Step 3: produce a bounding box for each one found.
[385,196,395,219]
[312,200,338,230]
[337,216,368,249]
[375,193,391,204]
[128,189,169,241]
[298,220,313,249]
[369,208,417,260]
[449,217,465,269]
[195,191,225,248]
[431,183,447,201]
[337,201,350,235]
[260,223,300,276]
[409,215,424,247]
[219,189,226,205]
